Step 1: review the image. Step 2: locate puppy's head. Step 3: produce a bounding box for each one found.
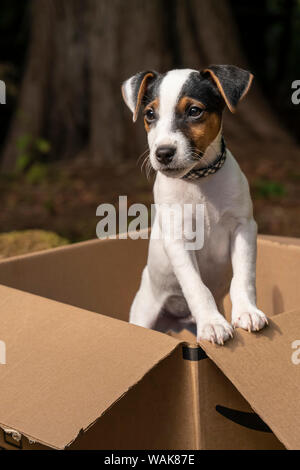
[122,65,253,178]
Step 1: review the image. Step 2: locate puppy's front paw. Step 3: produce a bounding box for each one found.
[232,308,268,332]
[197,314,233,346]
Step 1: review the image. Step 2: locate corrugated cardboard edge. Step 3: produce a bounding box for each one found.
[0,229,150,265]
[0,422,49,449]
[259,236,300,250]
[259,235,300,247]
[0,232,299,266]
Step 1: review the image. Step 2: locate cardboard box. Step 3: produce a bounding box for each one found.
[0,234,299,450]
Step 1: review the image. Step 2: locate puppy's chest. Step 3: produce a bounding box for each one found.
[156,180,232,258]
[163,186,225,229]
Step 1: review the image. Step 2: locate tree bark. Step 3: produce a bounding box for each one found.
[1,0,54,171]
[88,0,172,163]
[1,0,296,172]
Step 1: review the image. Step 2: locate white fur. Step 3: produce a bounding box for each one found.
[122,77,136,116]
[148,70,197,177]
[128,69,268,345]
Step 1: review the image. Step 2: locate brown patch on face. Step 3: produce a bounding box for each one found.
[188,112,222,154]
[133,72,155,122]
[143,98,159,133]
[177,97,205,114]
[176,97,222,154]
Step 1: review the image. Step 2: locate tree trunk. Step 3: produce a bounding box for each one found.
[88,0,172,163]
[1,0,296,172]
[1,0,54,171]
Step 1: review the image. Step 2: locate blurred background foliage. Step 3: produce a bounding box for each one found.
[231,0,300,140]
[0,0,299,256]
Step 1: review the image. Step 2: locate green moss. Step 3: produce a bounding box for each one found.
[0,230,69,259]
[253,179,286,199]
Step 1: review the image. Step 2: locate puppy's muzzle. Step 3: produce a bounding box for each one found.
[155,145,176,165]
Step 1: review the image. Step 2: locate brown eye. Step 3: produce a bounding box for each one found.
[145,108,156,122]
[188,106,203,119]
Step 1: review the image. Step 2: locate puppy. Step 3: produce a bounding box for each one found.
[121,65,268,345]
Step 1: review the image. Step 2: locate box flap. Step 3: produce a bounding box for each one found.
[259,234,300,247]
[200,310,300,449]
[0,284,181,449]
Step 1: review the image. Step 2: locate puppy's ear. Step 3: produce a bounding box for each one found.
[121,71,157,122]
[201,65,253,113]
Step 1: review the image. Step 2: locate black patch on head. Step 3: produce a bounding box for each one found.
[171,71,224,155]
[172,71,223,139]
[178,71,225,113]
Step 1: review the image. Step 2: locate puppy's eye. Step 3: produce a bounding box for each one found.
[145,109,156,122]
[188,106,203,119]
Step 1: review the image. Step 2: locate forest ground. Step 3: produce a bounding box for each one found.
[0,135,299,247]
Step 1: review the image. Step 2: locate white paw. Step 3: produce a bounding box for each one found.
[232,308,268,332]
[197,314,234,346]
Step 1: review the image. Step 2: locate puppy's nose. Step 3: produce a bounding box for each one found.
[156,146,176,164]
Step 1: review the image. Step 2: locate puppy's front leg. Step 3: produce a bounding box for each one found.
[230,218,268,331]
[164,237,233,345]
[130,267,167,329]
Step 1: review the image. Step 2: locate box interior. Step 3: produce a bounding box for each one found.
[0,235,299,324]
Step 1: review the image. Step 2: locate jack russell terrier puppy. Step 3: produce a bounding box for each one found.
[122,65,268,345]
